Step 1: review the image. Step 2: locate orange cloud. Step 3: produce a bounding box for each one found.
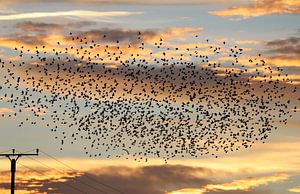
[0,164,215,194]
[0,188,38,194]
[168,173,289,194]
[209,0,300,19]
[0,167,82,194]
[164,27,203,37]
[0,107,15,114]
[235,40,259,45]
[267,56,300,67]
[290,186,300,193]
[205,173,288,191]
[0,168,81,183]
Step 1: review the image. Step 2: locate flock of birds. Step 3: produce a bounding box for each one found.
[0,31,298,162]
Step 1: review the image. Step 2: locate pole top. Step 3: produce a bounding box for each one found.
[0,149,39,157]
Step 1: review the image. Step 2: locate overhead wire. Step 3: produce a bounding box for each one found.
[18,162,86,194]
[25,155,108,194]
[40,149,124,194]
[14,149,104,193]
[18,148,38,154]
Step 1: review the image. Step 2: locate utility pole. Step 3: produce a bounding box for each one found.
[0,149,39,194]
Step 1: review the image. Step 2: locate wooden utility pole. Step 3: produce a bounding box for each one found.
[0,149,39,194]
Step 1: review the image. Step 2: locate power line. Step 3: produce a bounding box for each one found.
[18,162,86,194]
[25,156,107,194]
[18,149,38,154]
[40,150,124,194]
[16,148,107,194]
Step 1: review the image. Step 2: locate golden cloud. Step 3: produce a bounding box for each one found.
[235,40,260,45]
[266,56,300,67]
[0,168,82,183]
[0,164,215,194]
[289,186,300,193]
[0,188,36,194]
[168,173,289,194]
[0,107,15,114]
[205,173,288,191]
[0,167,82,194]
[168,188,205,194]
[164,27,203,37]
[209,0,300,19]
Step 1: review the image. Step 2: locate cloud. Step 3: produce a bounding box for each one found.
[0,107,15,114]
[3,21,202,45]
[0,167,82,194]
[266,56,300,68]
[0,10,141,21]
[289,186,300,193]
[206,190,272,194]
[15,21,64,32]
[262,32,300,83]
[209,0,300,19]
[0,165,212,194]
[266,35,300,57]
[74,27,203,44]
[0,188,34,194]
[262,33,300,85]
[168,173,289,194]
[0,25,205,79]
[165,27,203,37]
[75,28,158,44]
[15,21,96,33]
[205,173,288,191]
[0,163,287,194]
[235,40,259,45]
[0,26,206,78]
[0,25,205,69]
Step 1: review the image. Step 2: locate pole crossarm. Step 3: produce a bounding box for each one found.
[0,153,39,157]
[0,149,38,158]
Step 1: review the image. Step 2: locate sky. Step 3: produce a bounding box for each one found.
[0,0,299,193]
